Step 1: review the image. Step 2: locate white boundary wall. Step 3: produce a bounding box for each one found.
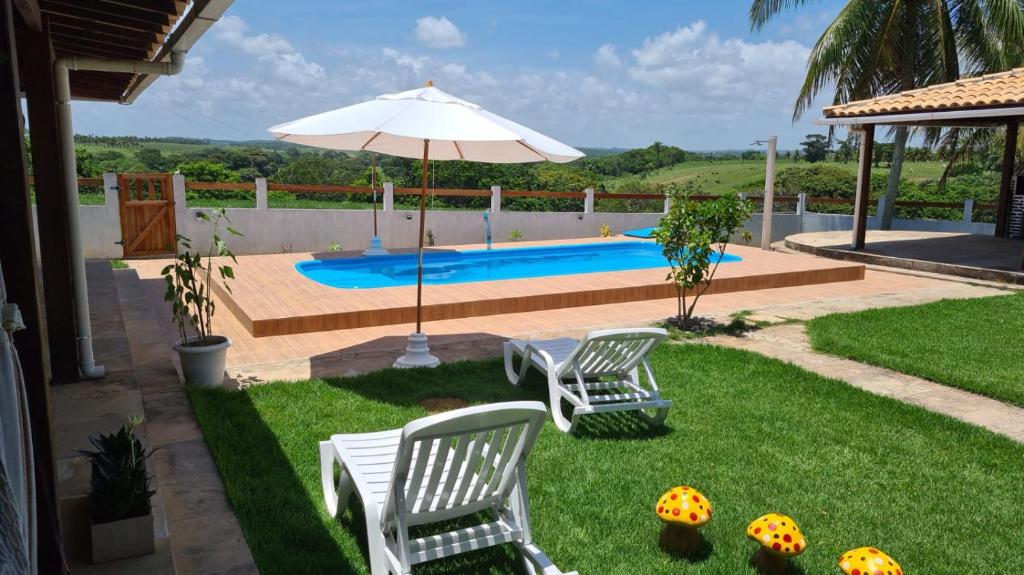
[37,174,998,258]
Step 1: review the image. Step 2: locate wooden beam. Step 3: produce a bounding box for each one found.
[0,2,68,572]
[42,0,170,33]
[13,0,40,30]
[22,15,78,384]
[852,124,875,250]
[995,119,1019,237]
[50,32,150,58]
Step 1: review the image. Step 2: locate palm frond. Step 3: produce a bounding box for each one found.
[749,0,826,30]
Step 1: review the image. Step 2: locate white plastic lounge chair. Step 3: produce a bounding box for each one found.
[320,401,576,575]
[504,328,671,433]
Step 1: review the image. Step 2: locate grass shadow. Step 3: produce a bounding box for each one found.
[748,548,807,575]
[570,409,673,440]
[187,386,363,574]
[657,525,714,564]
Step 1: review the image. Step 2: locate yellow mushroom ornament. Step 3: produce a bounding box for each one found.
[838,547,903,575]
[656,485,712,527]
[655,486,711,557]
[746,513,806,557]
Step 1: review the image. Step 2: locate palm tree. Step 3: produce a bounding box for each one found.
[750,0,1024,228]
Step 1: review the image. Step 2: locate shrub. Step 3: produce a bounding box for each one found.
[77,417,155,524]
[654,193,752,329]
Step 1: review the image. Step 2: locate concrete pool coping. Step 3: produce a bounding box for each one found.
[210,237,865,337]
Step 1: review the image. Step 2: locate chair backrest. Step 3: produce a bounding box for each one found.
[557,328,667,378]
[383,401,547,528]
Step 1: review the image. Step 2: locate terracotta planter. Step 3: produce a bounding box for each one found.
[91,514,154,563]
[174,335,230,387]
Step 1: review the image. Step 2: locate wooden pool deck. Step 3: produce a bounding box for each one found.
[212,237,865,337]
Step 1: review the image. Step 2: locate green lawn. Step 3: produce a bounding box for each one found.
[188,344,1024,574]
[606,159,948,194]
[807,291,1024,406]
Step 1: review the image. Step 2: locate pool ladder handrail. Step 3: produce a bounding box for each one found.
[483,210,492,250]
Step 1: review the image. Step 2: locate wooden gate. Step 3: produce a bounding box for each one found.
[117,173,176,257]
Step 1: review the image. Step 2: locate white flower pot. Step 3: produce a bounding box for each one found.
[91,514,154,563]
[173,335,230,387]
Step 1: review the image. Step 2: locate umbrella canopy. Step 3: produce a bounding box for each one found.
[268,84,583,164]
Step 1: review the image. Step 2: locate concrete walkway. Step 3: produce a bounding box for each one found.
[704,323,1024,443]
[54,262,257,574]
[786,230,1024,284]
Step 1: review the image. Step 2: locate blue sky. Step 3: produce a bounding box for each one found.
[72,0,850,150]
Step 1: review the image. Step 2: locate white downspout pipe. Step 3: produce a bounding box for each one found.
[54,51,186,379]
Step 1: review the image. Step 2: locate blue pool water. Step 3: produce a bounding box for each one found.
[296,241,742,289]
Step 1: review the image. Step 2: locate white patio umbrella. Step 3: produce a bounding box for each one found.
[269,82,584,368]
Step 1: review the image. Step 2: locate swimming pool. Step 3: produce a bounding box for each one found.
[296,241,742,289]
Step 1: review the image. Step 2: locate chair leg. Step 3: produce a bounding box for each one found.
[319,441,353,517]
[548,375,574,433]
[637,406,670,426]
[364,520,395,575]
[504,342,529,386]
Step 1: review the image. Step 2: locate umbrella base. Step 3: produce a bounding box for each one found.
[362,236,389,256]
[393,332,441,369]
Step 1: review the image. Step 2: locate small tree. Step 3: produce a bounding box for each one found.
[653,192,752,329]
[161,209,242,346]
[800,134,830,163]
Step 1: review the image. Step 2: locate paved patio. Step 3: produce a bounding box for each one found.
[786,230,1024,284]
[53,262,256,573]
[208,238,863,337]
[124,250,1010,385]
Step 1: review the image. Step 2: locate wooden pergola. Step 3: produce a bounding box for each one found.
[818,68,1023,251]
[1,1,229,571]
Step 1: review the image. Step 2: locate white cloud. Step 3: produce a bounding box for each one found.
[593,44,623,69]
[627,20,811,109]
[415,16,466,49]
[214,15,325,86]
[73,18,826,150]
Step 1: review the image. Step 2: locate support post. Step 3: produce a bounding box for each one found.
[584,187,595,214]
[172,173,186,232]
[255,177,268,210]
[963,199,974,224]
[490,185,501,213]
[22,15,76,384]
[383,181,394,211]
[663,194,671,214]
[995,120,1019,237]
[851,125,875,250]
[797,193,807,216]
[0,3,67,572]
[760,136,777,250]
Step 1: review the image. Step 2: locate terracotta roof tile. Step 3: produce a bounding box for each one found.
[823,68,1024,117]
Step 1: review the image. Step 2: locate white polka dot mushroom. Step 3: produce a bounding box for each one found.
[655,486,712,555]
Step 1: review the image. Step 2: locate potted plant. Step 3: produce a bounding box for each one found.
[79,417,156,563]
[162,208,241,387]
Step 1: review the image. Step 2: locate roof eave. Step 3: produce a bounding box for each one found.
[817,106,1024,127]
[120,0,234,104]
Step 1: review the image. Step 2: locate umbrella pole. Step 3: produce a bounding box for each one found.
[394,139,439,369]
[363,153,387,256]
[371,153,377,236]
[416,139,429,332]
